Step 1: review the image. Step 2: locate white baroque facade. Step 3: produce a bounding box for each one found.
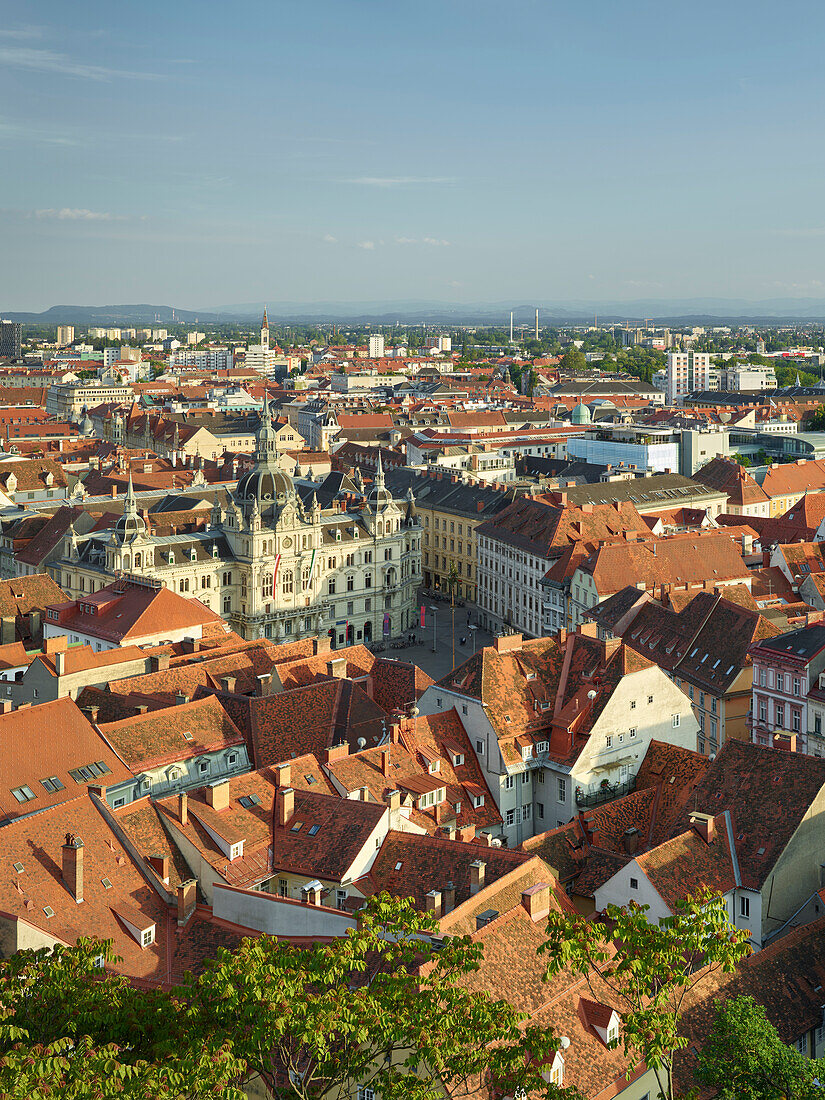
[48,408,422,646]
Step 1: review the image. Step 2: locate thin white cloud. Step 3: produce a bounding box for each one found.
[0,26,43,40]
[322,233,337,243]
[344,176,455,187]
[0,119,83,147]
[35,208,126,221]
[395,236,450,246]
[0,45,163,81]
[357,240,376,250]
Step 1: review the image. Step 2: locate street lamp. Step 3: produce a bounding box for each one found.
[469,623,478,654]
[430,605,438,653]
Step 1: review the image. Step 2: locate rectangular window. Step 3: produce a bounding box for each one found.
[475,739,484,756]
[557,777,566,803]
[672,714,681,728]
[630,877,638,890]
[740,895,750,918]
[605,735,613,748]
[505,809,515,827]
[505,775,514,791]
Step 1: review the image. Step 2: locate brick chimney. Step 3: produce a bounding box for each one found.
[458,824,476,843]
[470,859,486,895]
[327,657,348,679]
[521,883,550,923]
[690,812,715,845]
[146,853,169,882]
[62,833,83,902]
[277,787,295,827]
[206,781,230,812]
[443,881,456,913]
[425,889,442,918]
[178,791,188,827]
[622,827,640,855]
[150,653,170,672]
[274,762,291,787]
[493,634,523,654]
[384,789,401,811]
[44,635,68,654]
[326,743,349,763]
[177,878,197,926]
[381,748,391,777]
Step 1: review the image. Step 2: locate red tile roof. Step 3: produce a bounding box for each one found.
[0,698,133,823]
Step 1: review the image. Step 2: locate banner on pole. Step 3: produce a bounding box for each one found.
[383,612,390,636]
[420,605,425,628]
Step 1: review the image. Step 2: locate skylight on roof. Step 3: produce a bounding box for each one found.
[183,732,193,741]
[101,878,112,889]
[308,824,321,836]
[395,861,403,870]
[43,906,54,918]
[290,821,304,833]
[12,862,23,874]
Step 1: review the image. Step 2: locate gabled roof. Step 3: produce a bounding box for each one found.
[0,573,67,619]
[0,698,133,824]
[98,695,245,771]
[694,456,770,506]
[222,678,387,770]
[689,739,825,889]
[360,829,531,915]
[47,579,227,645]
[634,814,737,909]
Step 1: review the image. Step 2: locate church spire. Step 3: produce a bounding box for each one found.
[125,469,137,515]
[261,307,269,352]
[375,449,385,489]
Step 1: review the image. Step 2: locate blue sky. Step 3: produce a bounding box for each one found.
[3,0,825,311]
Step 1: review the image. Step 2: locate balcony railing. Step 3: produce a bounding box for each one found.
[575,776,636,808]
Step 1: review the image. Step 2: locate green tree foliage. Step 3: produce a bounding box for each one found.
[696,995,825,1100]
[0,939,244,1099]
[540,890,751,1100]
[184,893,575,1100]
[559,346,587,373]
[0,897,579,1100]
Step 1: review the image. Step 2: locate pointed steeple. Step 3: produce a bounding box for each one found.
[375,449,385,489]
[125,469,137,516]
[261,307,269,330]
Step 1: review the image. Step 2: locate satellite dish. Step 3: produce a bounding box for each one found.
[718,412,731,424]
[560,1036,571,1050]
[357,737,366,749]
[587,689,597,700]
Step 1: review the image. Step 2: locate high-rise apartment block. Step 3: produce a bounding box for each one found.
[368,334,385,359]
[56,326,75,347]
[0,321,22,360]
[666,349,714,404]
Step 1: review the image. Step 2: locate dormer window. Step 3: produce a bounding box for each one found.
[229,841,244,861]
[521,746,532,761]
[141,928,155,947]
[428,760,440,774]
[607,1021,619,1046]
[536,741,548,753]
[472,794,484,808]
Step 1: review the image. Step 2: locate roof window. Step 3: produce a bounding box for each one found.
[12,862,23,874]
[43,906,54,918]
[40,776,65,793]
[238,794,262,809]
[305,775,317,785]
[183,731,193,741]
[290,820,304,833]
[11,785,35,803]
[308,824,321,836]
[101,878,112,889]
[395,861,403,870]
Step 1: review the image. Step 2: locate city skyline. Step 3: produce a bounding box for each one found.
[3,0,825,310]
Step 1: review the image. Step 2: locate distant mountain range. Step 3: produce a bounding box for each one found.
[7,298,825,326]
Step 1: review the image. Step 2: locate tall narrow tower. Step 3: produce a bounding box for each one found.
[261,307,269,352]
[510,311,514,342]
[535,309,539,340]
